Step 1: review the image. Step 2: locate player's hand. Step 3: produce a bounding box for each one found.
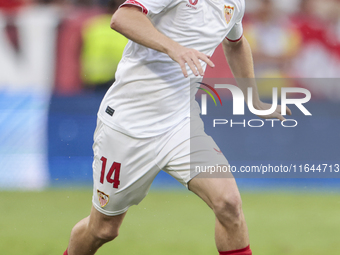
[167,45,215,78]
[253,101,292,121]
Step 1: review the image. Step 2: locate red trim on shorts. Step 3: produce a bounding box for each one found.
[63,249,68,255]
[226,34,243,43]
[120,0,148,15]
[219,245,252,255]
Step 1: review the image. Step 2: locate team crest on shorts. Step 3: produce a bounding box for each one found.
[224,5,234,24]
[97,190,109,207]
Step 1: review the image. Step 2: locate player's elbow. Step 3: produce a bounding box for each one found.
[110,6,144,31]
[110,17,126,34]
[110,9,124,31]
[110,15,119,31]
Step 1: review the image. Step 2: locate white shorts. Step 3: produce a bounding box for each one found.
[92,117,229,216]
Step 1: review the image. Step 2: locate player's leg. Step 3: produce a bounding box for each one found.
[66,206,126,255]
[188,176,250,253]
[158,117,251,254]
[64,119,161,254]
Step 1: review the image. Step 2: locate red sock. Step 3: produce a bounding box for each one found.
[63,249,68,255]
[219,245,252,255]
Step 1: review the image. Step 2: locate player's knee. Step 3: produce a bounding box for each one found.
[94,228,119,243]
[89,224,119,243]
[212,192,243,224]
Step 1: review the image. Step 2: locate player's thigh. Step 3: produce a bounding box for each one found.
[159,117,241,210]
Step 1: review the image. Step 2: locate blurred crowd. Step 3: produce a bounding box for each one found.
[0,0,116,9]
[1,0,340,96]
[0,0,127,94]
[243,0,340,78]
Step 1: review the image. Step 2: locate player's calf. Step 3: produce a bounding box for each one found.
[188,177,250,253]
[212,194,251,254]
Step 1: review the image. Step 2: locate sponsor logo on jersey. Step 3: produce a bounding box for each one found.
[189,0,198,5]
[97,190,109,207]
[224,5,234,24]
[186,0,198,9]
[105,106,115,116]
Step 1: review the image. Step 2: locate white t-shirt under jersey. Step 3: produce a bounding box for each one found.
[98,0,245,138]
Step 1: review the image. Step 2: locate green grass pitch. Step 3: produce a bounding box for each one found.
[0,189,339,255]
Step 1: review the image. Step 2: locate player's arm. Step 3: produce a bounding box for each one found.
[110,5,214,77]
[222,37,291,121]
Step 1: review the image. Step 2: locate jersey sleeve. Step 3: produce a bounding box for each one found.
[226,1,245,42]
[120,0,174,16]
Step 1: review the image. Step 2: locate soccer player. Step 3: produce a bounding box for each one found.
[64,0,290,254]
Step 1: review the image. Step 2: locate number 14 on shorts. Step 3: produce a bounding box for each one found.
[100,157,121,189]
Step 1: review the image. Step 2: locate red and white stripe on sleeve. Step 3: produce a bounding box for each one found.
[226,34,243,42]
[226,22,244,42]
[119,0,148,15]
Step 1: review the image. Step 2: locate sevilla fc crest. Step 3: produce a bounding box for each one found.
[97,190,109,207]
[224,5,234,24]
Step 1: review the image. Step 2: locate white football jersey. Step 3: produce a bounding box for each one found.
[98,0,245,138]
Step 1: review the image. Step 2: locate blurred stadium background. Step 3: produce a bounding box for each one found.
[0,0,340,254]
